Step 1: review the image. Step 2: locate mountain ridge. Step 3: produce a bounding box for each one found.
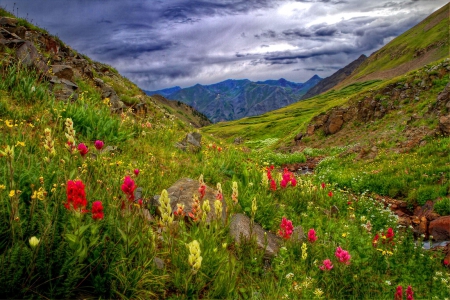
[146,75,322,123]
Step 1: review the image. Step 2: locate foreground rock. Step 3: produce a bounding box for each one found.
[152,178,226,223]
[176,132,202,152]
[429,216,450,241]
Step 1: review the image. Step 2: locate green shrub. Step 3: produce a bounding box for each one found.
[434,198,450,216]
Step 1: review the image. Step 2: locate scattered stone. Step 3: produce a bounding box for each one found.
[234,137,244,144]
[134,187,143,201]
[176,132,202,152]
[330,205,339,217]
[429,216,450,241]
[291,226,305,243]
[229,213,281,258]
[51,64,74,81]
[153,257,165,270]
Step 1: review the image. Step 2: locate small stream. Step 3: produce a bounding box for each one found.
[421,240,450,250]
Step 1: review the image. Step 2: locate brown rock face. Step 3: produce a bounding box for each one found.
[439,115,450,136]
[429,216,450,241]
[325,110,344,134]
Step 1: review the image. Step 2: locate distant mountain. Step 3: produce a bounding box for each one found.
[301,55,367,100]
[145,86,181,98]
[146,76,322,123]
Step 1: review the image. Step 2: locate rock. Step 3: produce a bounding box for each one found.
[429,216,450,241]
[176,132,202,152]
[291,226,305,243]
[51,65,74,81]
[0,17,18,27]
[16,41,49,74]
[439,115,450,136]
[330,205,339,217]
[234,137,244,144]
[153,257,165,270]
[229,213,281,258]
[325,110,344,134]
[134,187,143,201]
[152,178,227,223]
[51,77,78,101]
[294,133,304,142]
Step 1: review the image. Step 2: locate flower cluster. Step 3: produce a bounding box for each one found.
[231,181,238,205]
[201,199,210,222]
[174,203,185,217]
[159,189,173,226]
[278,217,294,239]
[216,183,223,201]
[394,285,414,300]
[373,227,395,248]
[92,201,104,220]
[208,143,222,152]
[94,140,104,151]
[198,174,206,200]
[308,228,317,243]
[188,194,202,222]
[214,200,222,219]
[280,168,297,188]
[65,179,88,211]
[78,143,89,157]
[187,240,202,273]
[121,176,136,202]
[301,242,307,260]
[335,246,351,265]
[266,166,277,191]
[319,259,333,271]
[43,128,56,156]
[64,118,76,153]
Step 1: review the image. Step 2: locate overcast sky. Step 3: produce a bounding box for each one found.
[2,0,447,90]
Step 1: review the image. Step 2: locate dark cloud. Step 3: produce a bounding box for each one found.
[2,0,447,90]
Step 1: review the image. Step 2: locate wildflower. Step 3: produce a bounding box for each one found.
[174,203,185,216]
[214,199,222,219]
[64,179,88,211]
[77,143,89,157]
[328,191,333,197]
[121,176,136,202]
[201,199,210,222]
[394,285,403,300]
[5,120,13,128]
[187,240,202,273]
[444,259,449,266]
[314,288,324,297]
[0,145,14,159]
[92,201,104,220]
[94,140,104,150]
[15,141,25,147]
[286,273,294,280]
[406,286,413,300]
[251,197,257,216]
[64,118,76,153]
[321,182,326,189]
[270,179,277,191]
[335,246,351,265]
[319,259,333,271]
[0,185,5,190]
[9,190,15,197]
[301,243,307,260]
[308,228,318,243]
[188,194,202,222]
[159,189,174,226]
[29,236,40,248]
[231,181,238,204]
[261,171,269,187]
[278,217,294,239]
[43,128,56,156]
[216,183,223,201]
[372,233,380,247]
[134,168,140,176]
[31,187,46,201]
[386,227,394,242]
[198,174,206,200]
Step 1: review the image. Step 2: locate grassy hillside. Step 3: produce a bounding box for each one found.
[0,7,449,300]
[336,3,449,89]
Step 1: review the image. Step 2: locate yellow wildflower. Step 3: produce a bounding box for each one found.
[9,190,15,197]
[5,120,13,128]
[15,141,25,147]
[0,184,6,190]
[29,236,40,248]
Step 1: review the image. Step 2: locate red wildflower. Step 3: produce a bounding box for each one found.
[94,140,104,150]
[319,259,333,271]
[394,285,403,300]
[335,246,351,265]
[270,179,277,191]
[444,259,449,266]
[65,179,88,211]
[372,233,380,247]
[92,201,104,220]
[198,183,206,199]
[121,176,136,202]
[134,168,140,176]
[328,191,333,197]
[321,182,326,189]
[386,227,394,242]
[278,217,294,239]
[308,228,318,243]
[280,179,288,188]
[406,286,414,300]
[291,177,297,187]
[77,143,89,157]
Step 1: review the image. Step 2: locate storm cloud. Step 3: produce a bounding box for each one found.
[2,0,446,90]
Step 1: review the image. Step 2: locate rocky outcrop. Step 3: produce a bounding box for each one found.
[176,132,202,152]
[429,216,450,241]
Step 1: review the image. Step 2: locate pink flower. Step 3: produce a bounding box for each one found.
[280,179,288,188]
[134,169,140,176]
[121,176,136,202]
[290,177,297,187]
[394,285,403,300]
[94,140,104,150]
[308,228,317,243]
[278,217,294,239]
[335,246,351,265]
[65,179,88,211]
[77,143,89,157]
[406,286,414,300]
[92,201,104,220]
[319,259,333,271]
